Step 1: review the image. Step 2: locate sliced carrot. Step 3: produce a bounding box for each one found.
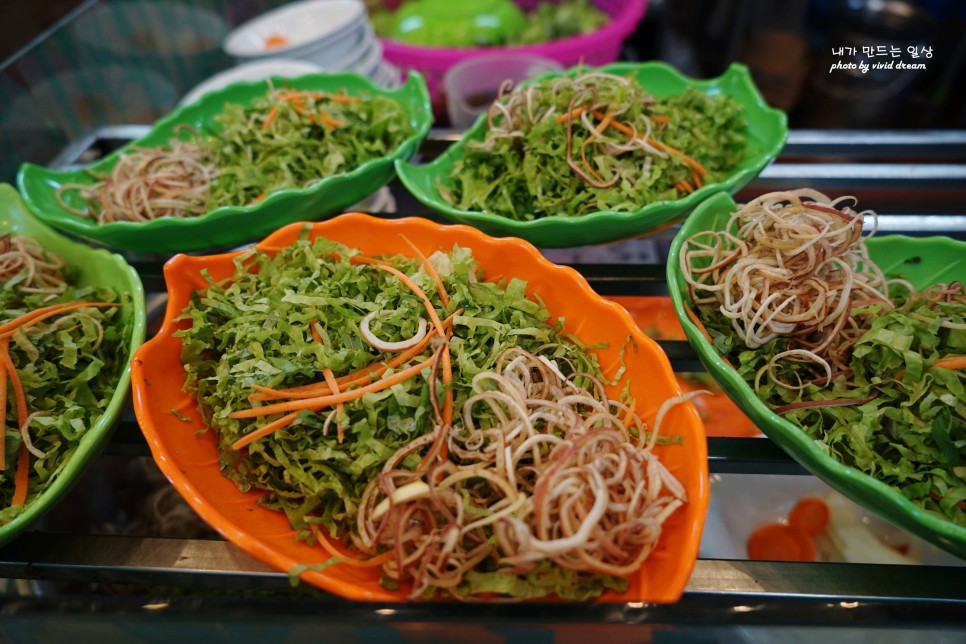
[596,111,708,178]
[399,234,449,307]
[250,311,461,401]
[788,497,830,537]
[356,260,445,336]
[0,301,119,339]
[319,114,345,129]
[231,356,435,421]
[931,356,966,371]
[11,444,29,506]
[230,411,300,451]
[262,105,279,130]
[0,343,26,429]
[311,525,394,567]
[747,522,815,562]
[649,115,670,124]
[263,34,289,49]
[556,105,589,124]
[321,368,345,444]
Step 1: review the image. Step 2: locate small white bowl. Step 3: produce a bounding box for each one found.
[178,59,323,106]
[224,0,366,61]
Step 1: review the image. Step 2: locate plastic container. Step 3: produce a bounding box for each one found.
[443,53,562,128]
[379,0,646,110]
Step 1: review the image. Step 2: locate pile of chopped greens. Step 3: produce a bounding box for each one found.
[1,248,126,521]
[440,71,746,220]
[699,290,966,526]
[506,0,609,45]
[370,0,608,48]
[176,234,633,598]
[204,90,413,208]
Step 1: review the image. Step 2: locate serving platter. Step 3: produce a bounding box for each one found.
[0,183,146,547]
[132,213,708,602]
[396,62,787,247]
[17,72,432,254]
[667,191,966,559]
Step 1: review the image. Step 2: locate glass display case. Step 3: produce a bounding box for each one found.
[1,2,964,641]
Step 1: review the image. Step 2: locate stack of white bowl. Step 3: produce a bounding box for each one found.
[222,0,400,88]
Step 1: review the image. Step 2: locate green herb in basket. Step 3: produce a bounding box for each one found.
[439,69,746,220]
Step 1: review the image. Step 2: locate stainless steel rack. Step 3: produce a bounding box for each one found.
[1,129,964,637]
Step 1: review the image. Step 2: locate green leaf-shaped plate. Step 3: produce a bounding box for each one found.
[0,183,146,547]
[17,72,432,254]
[667,191,966,559]
[395,62,787,248]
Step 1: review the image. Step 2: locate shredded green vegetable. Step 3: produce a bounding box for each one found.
[176,233,603,540]
[507,0,609,45]
[699,290,966,526]
[440,71,746,220]
[1,241,126,521]
[204,90,413,208]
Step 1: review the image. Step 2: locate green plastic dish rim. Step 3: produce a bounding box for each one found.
[395,61,788,233]
[0,184,147,547]
[666,190,966,548]
[17,70,433,239]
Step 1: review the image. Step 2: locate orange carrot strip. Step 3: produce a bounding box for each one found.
[11,445,29,506]
[595,112,709,178]
[357,261,445,336]
[931,356,966,371]
[399,234,449,307]
[319,114,345,129]
[229,411,300,451]
[0,302,120,339]
[556,105,589,124]
[250,310,461,401]
[348,255,390,267]
[309,321,346,442]
[321,368,345,443]
[231,356,435,422]
[649,115,670,124]
[262,105,279,130]
[311,525,394,567]
[691,171,703,188]
[441,349,454,427]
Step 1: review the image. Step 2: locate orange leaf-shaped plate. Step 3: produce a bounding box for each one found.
[131,213,708,602]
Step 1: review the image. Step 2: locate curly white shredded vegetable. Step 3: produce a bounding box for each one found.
[680,189,915,382]
[350,347,692,600]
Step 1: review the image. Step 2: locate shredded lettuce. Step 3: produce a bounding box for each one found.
[700,291,966,526]
[441,73,746,220]
[203,91,413,208]
[1,254,127,521]
[176,233,602,544]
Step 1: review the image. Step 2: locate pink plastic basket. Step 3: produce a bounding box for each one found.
[378,0,647,112]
